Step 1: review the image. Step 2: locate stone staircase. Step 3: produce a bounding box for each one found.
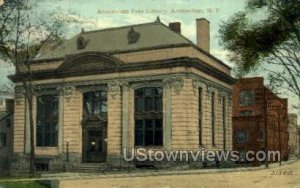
[66,163,110,173]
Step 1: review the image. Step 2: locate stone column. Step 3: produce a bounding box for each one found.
[14,88,26,154]
[57,87,65,154]
[107,82,122,157]
[24,99,30,154]
[219,91,228,151]
[170,77,187,150]
[163,79,172,150]
[121,82,130,151]
[62,86,81,162]
[227,94,233,150]
[206,85,215,150]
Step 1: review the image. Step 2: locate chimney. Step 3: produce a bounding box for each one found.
[196,18,210,53]
[169,22,181,34]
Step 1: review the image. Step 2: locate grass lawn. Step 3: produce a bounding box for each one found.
[0,174,41,180]
[0,180,50,188]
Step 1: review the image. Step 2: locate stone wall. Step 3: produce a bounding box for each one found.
[11,71,232,172]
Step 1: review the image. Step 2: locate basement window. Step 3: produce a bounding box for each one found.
[35,162,49,172]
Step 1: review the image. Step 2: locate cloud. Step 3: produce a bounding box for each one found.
[210,49,233,67]
[55,12,157,37]
[0,59,15,91]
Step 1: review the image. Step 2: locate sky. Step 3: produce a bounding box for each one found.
[1,0,248,85]
[43,0,248,66]
[0,0,299,118]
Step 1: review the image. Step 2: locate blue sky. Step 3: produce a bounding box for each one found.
[1,0,249,86]
[41,0,248,66]
[0,0,298,117]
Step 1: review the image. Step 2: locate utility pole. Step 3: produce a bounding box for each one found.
[277,108,282,166]
[263,87,269,168]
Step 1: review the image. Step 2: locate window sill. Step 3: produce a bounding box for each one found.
[134,146,164,150]
[35,147,59,156]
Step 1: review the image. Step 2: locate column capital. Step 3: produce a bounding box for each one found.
[108,81,121,99]
[15,87,25,104]
[121,81,131,91]
[57,86,76,101]
[192,79,208,95]
[207,85,215,94]
[163,77,184,95]
[162,78,172,89]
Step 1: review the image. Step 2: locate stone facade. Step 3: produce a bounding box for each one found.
[10,18,235,173]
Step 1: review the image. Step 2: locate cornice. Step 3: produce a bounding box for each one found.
[10,57,236,85]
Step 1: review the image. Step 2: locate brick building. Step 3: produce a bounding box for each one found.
[9,18,235,173]
[232,77,289,165]
[288,113,299,158]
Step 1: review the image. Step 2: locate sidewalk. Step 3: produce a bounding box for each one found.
[0,159,298,182]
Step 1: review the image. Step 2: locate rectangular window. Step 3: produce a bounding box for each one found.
[235,130,249,143]
[135,87,163,146]
[199,88,202,146]
[36,94,59,147]
[211,92,215,146]
[222,96,226,150]
[239,90,254,106]
[0,133,7,148]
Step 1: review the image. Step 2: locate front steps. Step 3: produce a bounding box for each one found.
[65,163,110,173]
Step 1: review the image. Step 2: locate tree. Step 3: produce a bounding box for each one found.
[264,36,300,109]
[219,0,300,106]
[0,0,65,175]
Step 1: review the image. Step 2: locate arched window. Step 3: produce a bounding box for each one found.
[134,87,163,146]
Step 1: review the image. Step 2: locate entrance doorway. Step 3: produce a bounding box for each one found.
[82,123,107,163]
[82,90,108,163]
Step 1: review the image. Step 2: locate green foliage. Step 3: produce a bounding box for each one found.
[0,0,66,64]
[0,0,69,176]
[219,0,300,76]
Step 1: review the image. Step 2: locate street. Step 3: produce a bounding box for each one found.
[58,160,300,188]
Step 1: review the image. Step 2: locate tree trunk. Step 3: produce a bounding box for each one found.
[27,91,35,176]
